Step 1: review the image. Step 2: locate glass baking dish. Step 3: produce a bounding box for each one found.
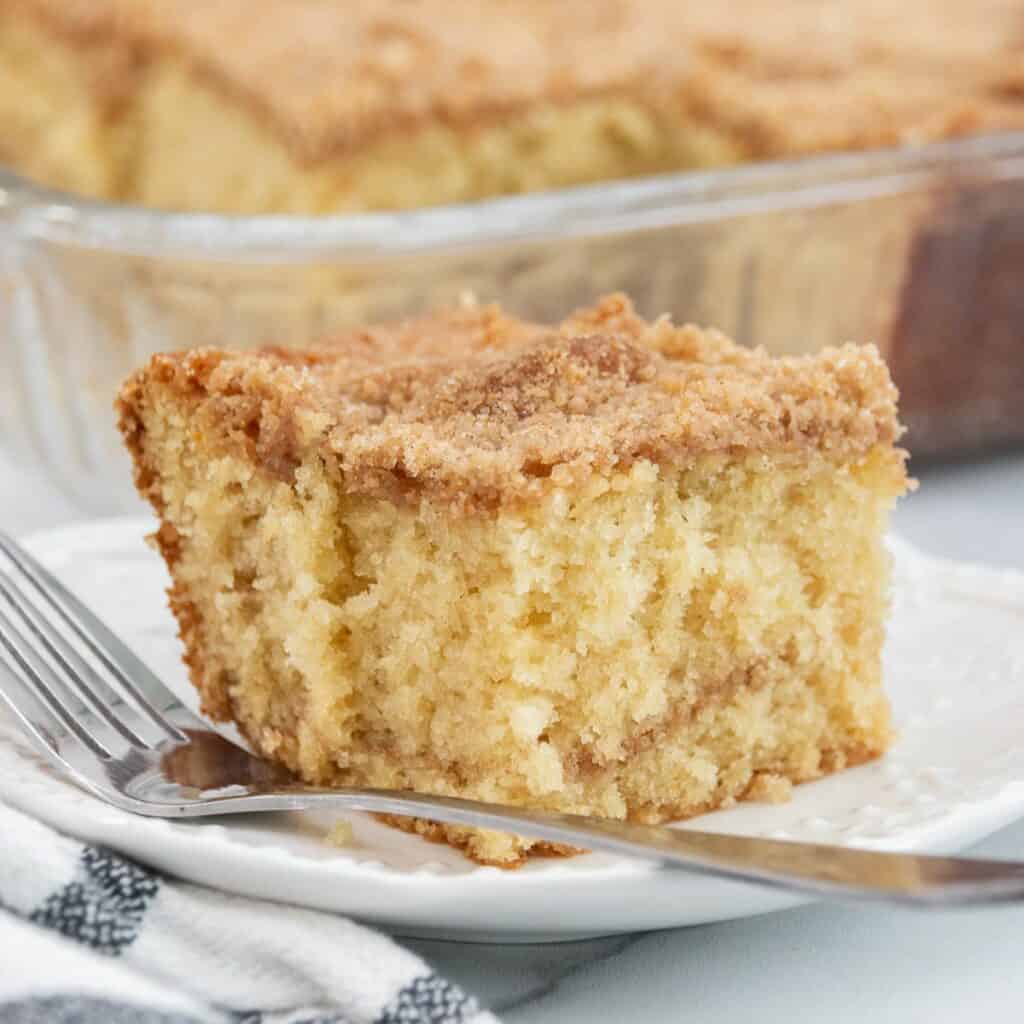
[3,133,1024,514]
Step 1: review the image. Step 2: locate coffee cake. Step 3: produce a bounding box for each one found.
[117,295,909,865]
[5,1,1024,212]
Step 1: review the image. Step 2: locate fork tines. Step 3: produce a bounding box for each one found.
[0,530,188,762]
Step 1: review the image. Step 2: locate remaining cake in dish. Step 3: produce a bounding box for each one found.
[5,0,1024,213]
[0,0,717,212]
[118,294,909,865]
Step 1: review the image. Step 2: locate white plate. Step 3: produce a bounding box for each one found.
[2,518,1024,942]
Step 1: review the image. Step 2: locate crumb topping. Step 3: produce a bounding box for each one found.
[17,0,1024,162]
[15,0,687,162]
[119,295,903,513]
[679,0,1024,156]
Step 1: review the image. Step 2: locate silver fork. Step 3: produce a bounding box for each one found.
[2,529,1024,907]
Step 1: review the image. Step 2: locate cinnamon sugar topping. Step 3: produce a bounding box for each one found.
[118,295,903,512]
[15,0,686,162]
[17,0,1024,163]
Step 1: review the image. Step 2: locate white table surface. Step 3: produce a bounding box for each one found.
[3,444,1024,1023]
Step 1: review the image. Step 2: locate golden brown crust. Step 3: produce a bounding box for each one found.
[15,0,1024,164]
[148,520,233,723]
[117,294,904,514]
[374,814,581,868]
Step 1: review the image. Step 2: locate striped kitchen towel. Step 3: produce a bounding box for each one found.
[0,801,498,1024]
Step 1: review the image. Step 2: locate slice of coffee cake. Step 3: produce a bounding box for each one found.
[117,295,908,865]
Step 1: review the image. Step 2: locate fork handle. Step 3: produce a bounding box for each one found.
[160,787,1024,906]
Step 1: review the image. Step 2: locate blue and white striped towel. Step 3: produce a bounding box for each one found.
[0,802,498,1024]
